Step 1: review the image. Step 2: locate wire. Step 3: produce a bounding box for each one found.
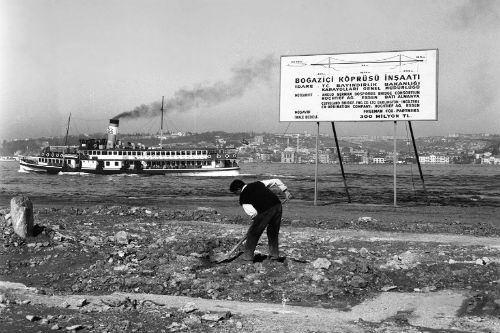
[282,122,291,136]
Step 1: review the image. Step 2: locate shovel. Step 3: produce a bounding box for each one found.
[210,234,247,263]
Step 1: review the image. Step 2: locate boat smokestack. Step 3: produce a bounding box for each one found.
[106,119,119,149]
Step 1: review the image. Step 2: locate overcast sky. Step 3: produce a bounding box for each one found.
[1,0,499,140]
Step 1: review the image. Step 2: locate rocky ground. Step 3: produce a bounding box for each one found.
[0,200,499,332]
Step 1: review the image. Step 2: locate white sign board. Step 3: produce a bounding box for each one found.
[280,49,438,122]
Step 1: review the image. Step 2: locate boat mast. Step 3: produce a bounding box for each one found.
[160,96,164,147]
[64,113,71,147]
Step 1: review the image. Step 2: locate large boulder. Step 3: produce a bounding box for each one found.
[10,196,34,238]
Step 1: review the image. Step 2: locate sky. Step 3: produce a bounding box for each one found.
[0,0,499,140]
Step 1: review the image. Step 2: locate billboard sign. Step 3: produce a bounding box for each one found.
[280,49,438,122]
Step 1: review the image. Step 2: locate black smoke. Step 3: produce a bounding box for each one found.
[113,55,278,120]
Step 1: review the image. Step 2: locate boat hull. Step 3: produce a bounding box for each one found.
[19,160,61,174]
[20,160,239,176]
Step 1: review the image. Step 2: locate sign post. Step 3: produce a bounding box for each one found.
[393,121,397,207]
[314,122,319,205]
[280,49,438,205]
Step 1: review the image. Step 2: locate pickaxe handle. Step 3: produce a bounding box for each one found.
[227,234,247,255]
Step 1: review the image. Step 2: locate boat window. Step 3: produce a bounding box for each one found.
[114,151,118,155]
[106,161,110,166]
[186,151,191,155]
[102,151,107,155]
[115,161,119,166]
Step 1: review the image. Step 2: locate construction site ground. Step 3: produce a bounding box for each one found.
[0,199,499,332]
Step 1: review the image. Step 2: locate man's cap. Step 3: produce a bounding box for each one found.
[229,179,245,193]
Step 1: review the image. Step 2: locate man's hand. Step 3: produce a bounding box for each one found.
[284,190,293,202]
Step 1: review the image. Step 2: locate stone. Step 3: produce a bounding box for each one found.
[358,216,376,223]
[381,285,397,292]
[10,196,34,238]
[349,275,367,288]
[421,285,437,292]
[114,231,130,245]
[75,298,88,307]
[196,207,217,213]
[66,324,83,330]
[26,315,40,322]
[475,257,491,265]
[312,258,331,270]
[4,213,12,226]
[382,250,421,270]
[359,248,369,257]
[183,314,202,325]
[180,302,197,313]
[201,313,225,322]
[311,272,325,282]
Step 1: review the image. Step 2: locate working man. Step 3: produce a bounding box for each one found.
[229,178,292,262]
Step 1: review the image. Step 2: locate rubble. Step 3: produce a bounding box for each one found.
[0,203,498,332]
[114,231,130,245]
[311,258,332,270]
[180,302,197,313]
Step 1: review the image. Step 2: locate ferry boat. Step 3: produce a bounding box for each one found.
[19,119,240,176]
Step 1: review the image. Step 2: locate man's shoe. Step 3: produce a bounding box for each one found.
[267,255,286,263]
[231,252,254,263]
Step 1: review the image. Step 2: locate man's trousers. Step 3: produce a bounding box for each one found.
[242,203,282,260]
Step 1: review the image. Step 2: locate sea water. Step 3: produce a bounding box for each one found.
[1,161,499,207]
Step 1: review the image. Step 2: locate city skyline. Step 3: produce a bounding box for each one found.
[1,0,499,140]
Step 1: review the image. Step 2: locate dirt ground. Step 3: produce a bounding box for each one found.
[0,199,499,332]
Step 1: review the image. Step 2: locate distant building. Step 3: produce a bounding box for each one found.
[281,148,295,163]
[318,153,330,164]
[372,157,386,164]
[419,155,450,164]
[253,135,264,145]
[258,153,272,162]
[360,155,370,164]
[476,152,500,165]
